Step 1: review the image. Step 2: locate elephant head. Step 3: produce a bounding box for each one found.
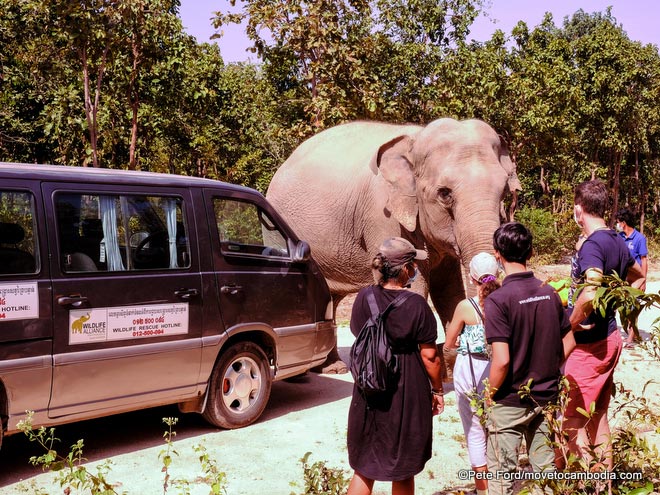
[370,118,520,302]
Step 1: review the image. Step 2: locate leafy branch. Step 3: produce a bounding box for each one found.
[17,411,122,495]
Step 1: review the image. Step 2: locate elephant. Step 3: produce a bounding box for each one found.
[266,118,521,373]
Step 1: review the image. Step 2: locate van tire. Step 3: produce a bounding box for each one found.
[203,342,272,429]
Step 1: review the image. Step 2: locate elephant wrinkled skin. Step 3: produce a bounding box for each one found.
[266,118,520,373]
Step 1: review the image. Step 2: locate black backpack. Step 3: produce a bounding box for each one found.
[349,287,412,395]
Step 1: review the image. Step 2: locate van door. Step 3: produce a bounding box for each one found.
[44,183,203,418]
[203,189,322,374]
[0,182,53,423]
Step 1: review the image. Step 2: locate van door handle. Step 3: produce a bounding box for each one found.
[220,285,243,295]
[57,295,89,307]
[174,288,200,300]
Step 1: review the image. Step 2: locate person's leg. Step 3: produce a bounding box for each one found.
[589,368,618,470]
[564,332,621,467]
[456,357,490,494]
[487,404,525,495]
[592,332,622,469]
[526,407,556,472]
[347,471,375,495]
[392,476,415,495]
[473,464,488,493]
[625,325,639,347]
[459,393,490,492]
[563,414,591,466]
[590,409,613,470]
[562,340,602,465]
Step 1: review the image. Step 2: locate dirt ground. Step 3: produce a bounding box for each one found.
[1,266,660,495]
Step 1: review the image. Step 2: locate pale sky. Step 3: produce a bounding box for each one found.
[178,1,660,63]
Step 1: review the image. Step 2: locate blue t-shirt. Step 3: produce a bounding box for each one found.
[570,229,634,344]
[619,228,648,264]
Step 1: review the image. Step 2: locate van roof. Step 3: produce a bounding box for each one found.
[0,162,260,196]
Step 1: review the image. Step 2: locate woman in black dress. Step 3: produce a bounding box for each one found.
[347,237,445,495]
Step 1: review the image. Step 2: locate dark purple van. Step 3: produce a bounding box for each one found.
[0,163,334,448]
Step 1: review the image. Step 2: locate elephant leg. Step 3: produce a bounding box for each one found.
[428,255,466,326]
[312,293,348,374]
[429,256,466,383]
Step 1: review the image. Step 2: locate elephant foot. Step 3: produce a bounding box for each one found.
[312,343,348,374]
[312,358,348,374]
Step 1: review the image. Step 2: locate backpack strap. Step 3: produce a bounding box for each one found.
[465,297,484,390]
[366,287,381,320]
[386,289,413,313]
[367,286,413,319]
[467,297,484,323]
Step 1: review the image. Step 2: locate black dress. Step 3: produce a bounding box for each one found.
[347,285,438,481]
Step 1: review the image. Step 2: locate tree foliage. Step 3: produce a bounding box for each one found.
[1,2,660,249]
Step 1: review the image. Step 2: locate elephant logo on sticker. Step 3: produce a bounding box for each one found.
[71,313,91,333]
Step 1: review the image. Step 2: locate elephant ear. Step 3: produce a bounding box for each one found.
[498,136,522,221]
[498,135,522,193]
[369,135,418,232]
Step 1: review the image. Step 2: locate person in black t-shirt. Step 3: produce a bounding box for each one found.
[484,222,574,495]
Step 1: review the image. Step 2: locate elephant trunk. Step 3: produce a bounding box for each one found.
[455,217,500,297]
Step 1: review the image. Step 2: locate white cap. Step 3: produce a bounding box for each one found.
[469,252,498,283]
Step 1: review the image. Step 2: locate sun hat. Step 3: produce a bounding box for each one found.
[469,252,498,283]
[378,237,427,267]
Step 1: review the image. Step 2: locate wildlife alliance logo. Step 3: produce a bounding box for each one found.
[71,313,91,333]
[69,310,107,343]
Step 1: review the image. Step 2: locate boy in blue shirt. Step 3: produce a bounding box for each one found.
[615,207,648,347]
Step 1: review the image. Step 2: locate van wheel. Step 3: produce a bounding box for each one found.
[203,342,272,429]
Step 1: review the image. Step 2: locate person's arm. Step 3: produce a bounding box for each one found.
[640,256,648,291]
[570,267,602,332]
[420,343,444,415]
[487,341,509,401]
[563,329,576,360]
[443,300,468,351]
[627,261,646,290]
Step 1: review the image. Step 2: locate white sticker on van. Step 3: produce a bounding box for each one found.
[0,282,39,321]
[69,303,188,344]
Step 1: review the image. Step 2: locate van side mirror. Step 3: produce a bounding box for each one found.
[292,240,311,263]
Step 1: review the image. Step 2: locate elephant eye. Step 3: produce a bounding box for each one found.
[437,187,453,205]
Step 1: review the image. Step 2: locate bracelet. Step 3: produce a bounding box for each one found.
[432,389,444,397]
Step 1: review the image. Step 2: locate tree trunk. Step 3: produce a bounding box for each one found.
[128,21,142,171]
[640,184,647,234]
[610,151,622,227]
[129,101,139,170]
[80,46,109,168]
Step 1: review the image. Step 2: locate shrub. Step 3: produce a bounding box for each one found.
[17,414,228,495]
[515,206,570,264]
[291,452,349,495]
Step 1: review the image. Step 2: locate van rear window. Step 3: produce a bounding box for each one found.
[55,193,190,272]
[0,190,38,275]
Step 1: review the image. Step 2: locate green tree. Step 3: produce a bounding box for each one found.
[213,0,486,129]
[113,0,185,170]
[565,9,655,221]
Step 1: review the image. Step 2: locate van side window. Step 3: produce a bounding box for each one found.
[0,190,38,275]
[214,198,288,257]
[55,193,190,272]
